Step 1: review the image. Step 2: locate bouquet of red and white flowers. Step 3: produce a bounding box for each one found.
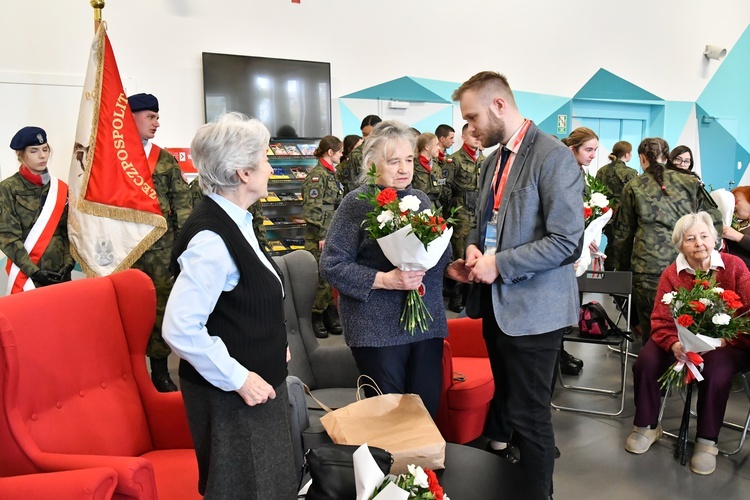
[359,166,456,335]
[370,464,449,500]
[577,173,612,276]
[658,270,750,389]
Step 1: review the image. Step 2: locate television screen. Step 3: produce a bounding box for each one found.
[202,52,331,138]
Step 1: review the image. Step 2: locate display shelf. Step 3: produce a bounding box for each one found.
[265,138,320,255]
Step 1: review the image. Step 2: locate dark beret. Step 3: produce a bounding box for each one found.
[10,126,47,151]
[128,93,159,113]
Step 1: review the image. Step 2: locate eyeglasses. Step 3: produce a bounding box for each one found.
[673,157,691,165]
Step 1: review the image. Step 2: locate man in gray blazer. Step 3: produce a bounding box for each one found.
[453,71,584,499]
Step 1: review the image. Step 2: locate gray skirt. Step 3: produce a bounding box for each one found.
[181,378,297,499]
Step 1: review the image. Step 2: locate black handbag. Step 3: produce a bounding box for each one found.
[303,443,393,500]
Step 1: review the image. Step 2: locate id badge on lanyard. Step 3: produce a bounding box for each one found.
[484,210,498,256]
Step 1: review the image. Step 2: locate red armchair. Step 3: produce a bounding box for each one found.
[0,468,118,500]
[436,317,494,444]
[0,270,199,499]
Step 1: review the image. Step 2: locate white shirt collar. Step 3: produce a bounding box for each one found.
[676,249,725,275]
[142,139,152,158]
[502,119,528,154]
[208,193,253,228]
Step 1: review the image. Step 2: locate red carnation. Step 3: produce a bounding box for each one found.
[602,206,611,213]
[583,207,593,219]
[376,188,398,206]
[677,314,695,327]
[722,290,741,301]
[426,469,444,500]
[702,280,710,288]
[689,300,706,313]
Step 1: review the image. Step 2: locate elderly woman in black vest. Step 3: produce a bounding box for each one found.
[163,113,296,499]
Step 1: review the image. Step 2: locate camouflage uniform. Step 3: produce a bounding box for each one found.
[610,167,721,340]
[188,177,267,248]
[302,161,343,314]
[0,172,74,287]
[132,148,192,359]
[336,145,363,196]
[596,160,638,270]
[412,157,447,209]
[447,146,485,259]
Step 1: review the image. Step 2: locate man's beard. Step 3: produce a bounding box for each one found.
[481,114,505,148]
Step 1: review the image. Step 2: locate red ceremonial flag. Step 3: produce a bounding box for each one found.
[68,24,166,277]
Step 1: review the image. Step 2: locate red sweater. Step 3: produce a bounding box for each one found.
[651,253,750,352]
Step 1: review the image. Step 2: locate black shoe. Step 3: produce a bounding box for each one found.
[561,348,583,368]
[149,357,178,392]
[560,359,582,376]
[323,306,343,335]
[554,446,561,459]
[312,313,329,338]
[485,443,519,464]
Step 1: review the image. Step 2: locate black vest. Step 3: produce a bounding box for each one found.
[172,196,287,389]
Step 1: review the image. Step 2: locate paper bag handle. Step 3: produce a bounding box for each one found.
[303,383,335,413]
[356,374,384,401]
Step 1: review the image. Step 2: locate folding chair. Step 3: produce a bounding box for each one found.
[658,371,750,457]
[552,270,633,416]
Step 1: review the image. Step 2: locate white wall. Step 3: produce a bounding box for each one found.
[1,0,749,180]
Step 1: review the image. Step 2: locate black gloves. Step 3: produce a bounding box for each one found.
[31,269,64,287]
[59,263,75,281]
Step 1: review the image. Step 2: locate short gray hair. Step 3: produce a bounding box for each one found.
[191,113,270,194]
[672,211,719,251]
[359,120,416,184]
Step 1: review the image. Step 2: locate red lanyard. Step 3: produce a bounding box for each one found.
[491,120,531,211]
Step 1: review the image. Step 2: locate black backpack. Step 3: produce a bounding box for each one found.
[578,301,632,340]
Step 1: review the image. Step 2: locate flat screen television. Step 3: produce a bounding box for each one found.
[202,52,331,139]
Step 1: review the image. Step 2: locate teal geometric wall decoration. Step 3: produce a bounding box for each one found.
[338,101,361,138]
[514,92,571,126]
[410,77,461,102]
[575,68,663,102]
[697,103,740,189]
[412,107,454,138]
[663,101,694,148]
[698,24,750,157]
[342,76,451,103]
[537,102,573,138]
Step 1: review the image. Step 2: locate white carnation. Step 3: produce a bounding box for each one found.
[421,208,434,217]
[661,292,676,305]
[699,298,713,307]
[377,210,394,229]
[712,287,725,294]
[712,313,731,326]
[589,192,609,209]
[399,195,421,213]
[408,464,429,489]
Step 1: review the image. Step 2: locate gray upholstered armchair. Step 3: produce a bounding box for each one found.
[273,250,359,449]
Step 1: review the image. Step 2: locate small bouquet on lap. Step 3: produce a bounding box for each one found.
[359,166,456,335]
[577,173,612,276]
[658,270,750,389]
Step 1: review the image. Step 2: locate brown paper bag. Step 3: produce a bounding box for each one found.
[320,392,446,474]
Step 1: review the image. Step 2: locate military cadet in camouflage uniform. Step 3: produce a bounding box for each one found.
[0,127,74,294]
[434,125,455,208]
[413,133,448,209]
[189,176,267,248]
[336,115,381,195]
[610,137,721,344]
[303,136,344,338]
[128,93,193,392]
[445,125,485,311]
[595,141,638,271]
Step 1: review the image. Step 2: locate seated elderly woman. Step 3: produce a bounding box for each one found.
[320,120,469,418]
[163,113,296,498]
[625,211,750,475]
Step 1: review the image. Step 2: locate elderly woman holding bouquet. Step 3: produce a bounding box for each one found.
[320,120,469,418]
[626,212,750,475]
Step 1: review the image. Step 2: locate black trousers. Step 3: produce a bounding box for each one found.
[481,288,562,498]
[350,338,443,419]
[181,378,298,500]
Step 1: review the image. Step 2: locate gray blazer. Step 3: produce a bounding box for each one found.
[467,122,584,336]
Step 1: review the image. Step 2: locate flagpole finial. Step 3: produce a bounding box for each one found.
[91,0,105,23]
